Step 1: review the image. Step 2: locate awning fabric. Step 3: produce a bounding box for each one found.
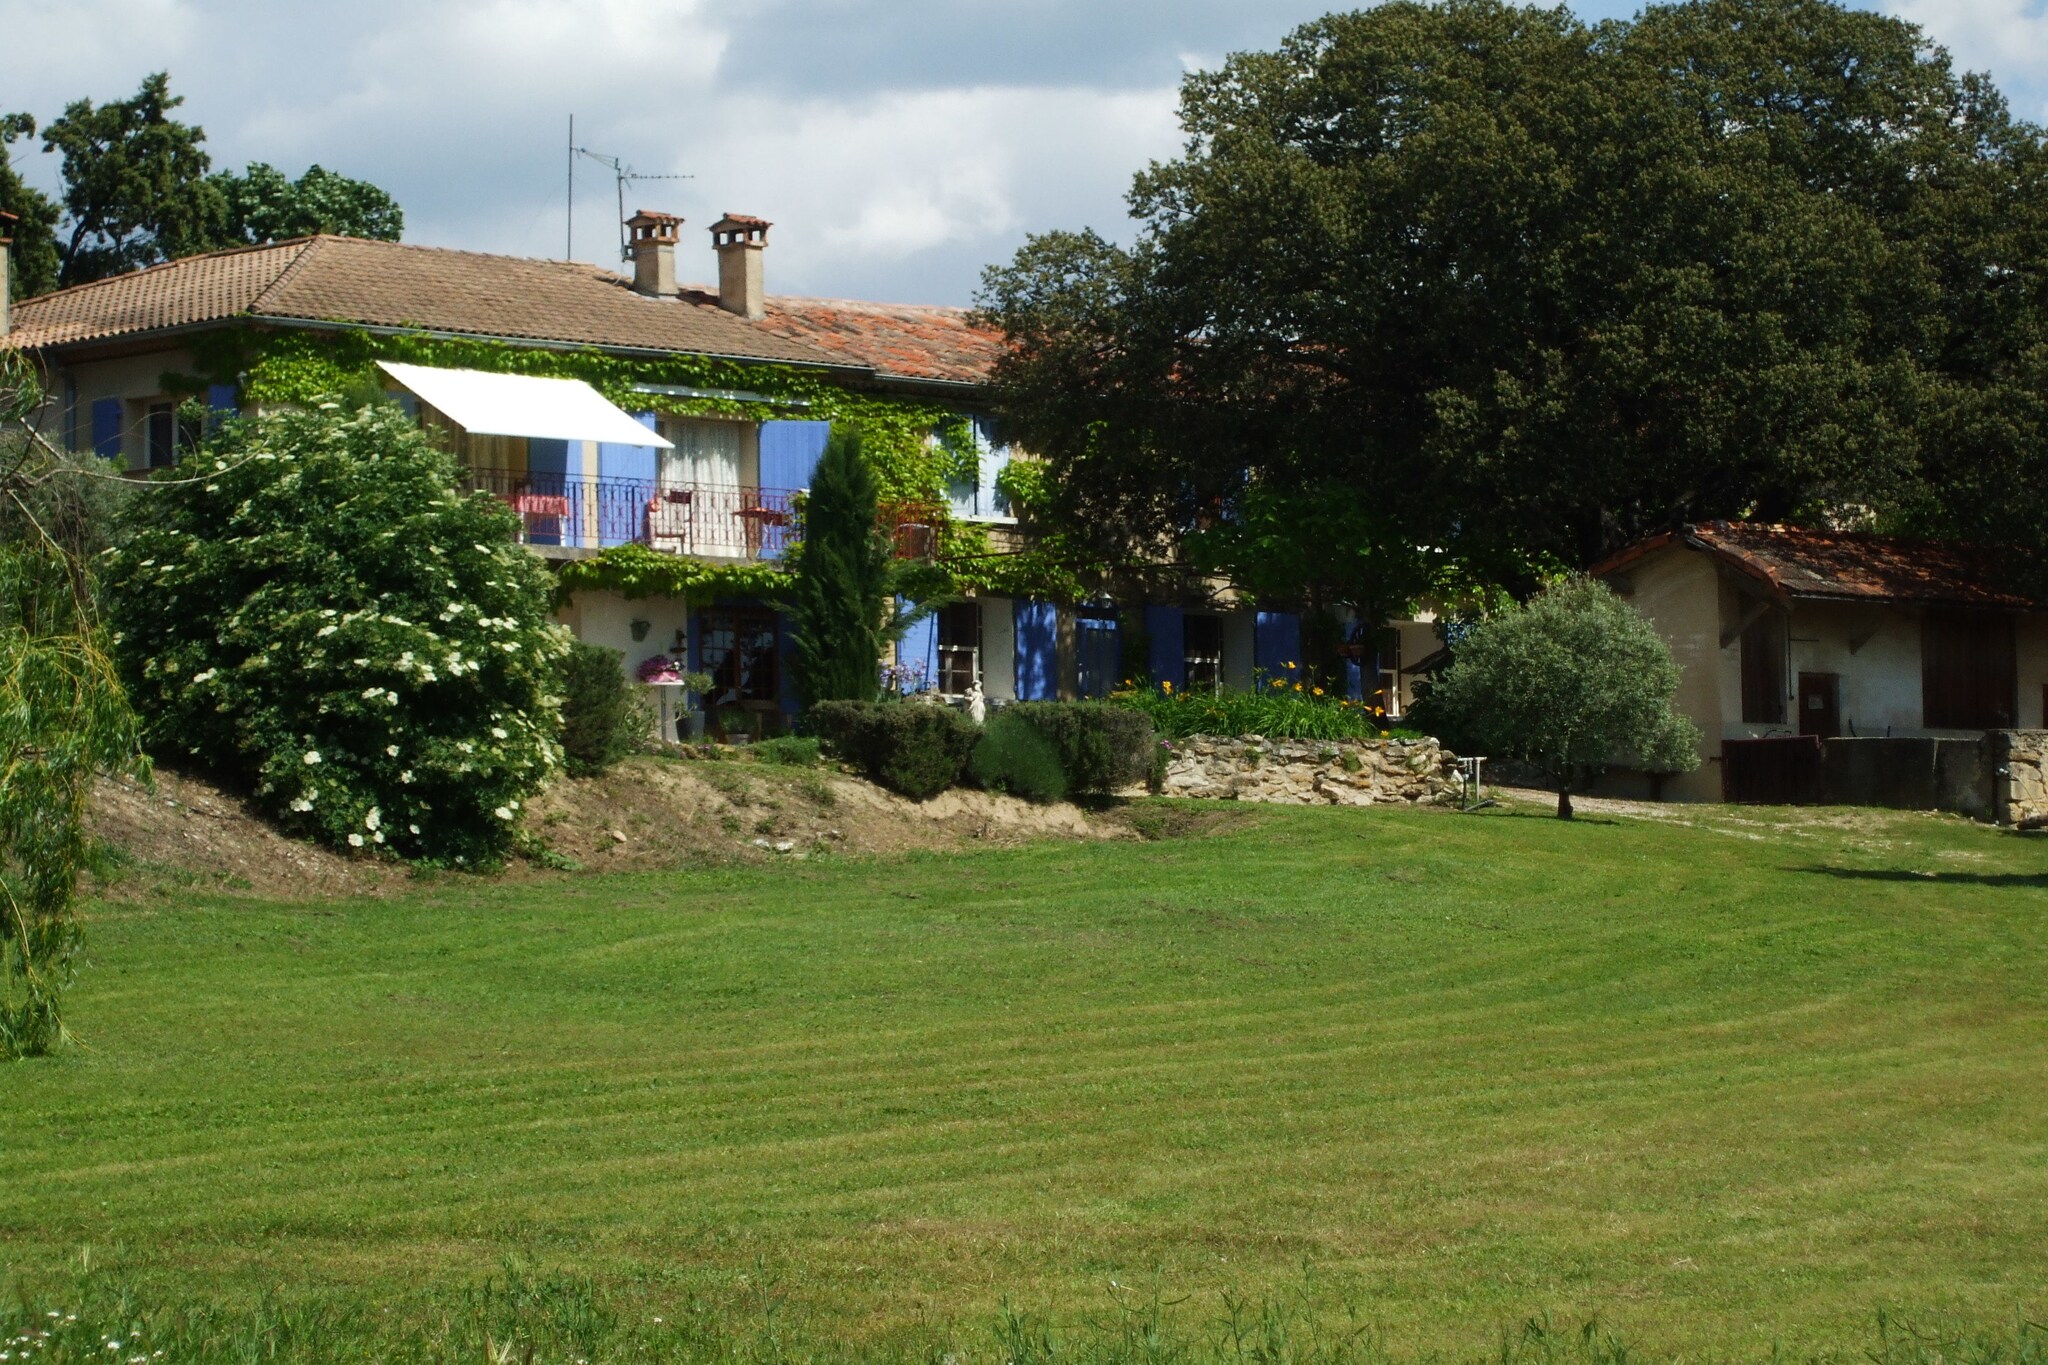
[377,361,673,449]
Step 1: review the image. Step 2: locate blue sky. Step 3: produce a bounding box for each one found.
[3,0,2044,306]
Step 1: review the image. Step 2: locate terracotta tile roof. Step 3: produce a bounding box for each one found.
[1592,521,2039,610]
[2,239,312,348]
[746,294,1004,386]
[3,236,968,375]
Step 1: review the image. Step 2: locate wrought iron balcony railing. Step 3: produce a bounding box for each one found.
[460,466,800,560]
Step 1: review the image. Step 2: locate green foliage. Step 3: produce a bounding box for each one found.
[789,431,888,706]
[557,641,646,778]
[969,709,1068,804]
[978,0,2048,597]
[0,354,145,1056]
[807,700,978,800]
[102,403,568,863]
[0,539,143,1057]
[751,735,822,767]
[1414,578,1700,817]
[552,543,793,608]
[213,161,403,243]
[1112,679,1399,741]
[0,111,61,300]
[1003,702,1155,795]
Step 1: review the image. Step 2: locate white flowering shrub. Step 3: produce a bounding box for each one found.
[103,402,569,864]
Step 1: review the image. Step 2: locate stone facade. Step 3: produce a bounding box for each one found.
[1994,730,2048,826]
[1157,735,1462,806]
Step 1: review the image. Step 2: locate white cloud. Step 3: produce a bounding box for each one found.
[1884,0,2048,118]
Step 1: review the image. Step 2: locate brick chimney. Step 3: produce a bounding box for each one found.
[710,214,770,319]
[0,210,15,338]
[626,209,681,297]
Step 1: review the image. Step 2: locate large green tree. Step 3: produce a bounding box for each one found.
[1,113,61,301]
[978,0,2048,606]
[35,73,401,290]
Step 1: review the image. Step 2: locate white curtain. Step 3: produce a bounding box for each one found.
[660,418,743,489]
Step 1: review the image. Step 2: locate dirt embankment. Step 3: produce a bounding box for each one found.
[88,754,1128,900]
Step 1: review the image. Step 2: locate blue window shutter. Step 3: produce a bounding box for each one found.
[897,599,937,693]
[1015,601,1058,701]
[686,613,702,674]
[1255,611,1301,681]
[1145,605,1184,689]
[597,411,660,547]
[206,384,237,417]
[91,399,122,459]
[760,420,830,490]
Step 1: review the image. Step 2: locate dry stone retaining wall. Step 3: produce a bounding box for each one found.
[1995,730,2048,826]
[1158,735,1461,806]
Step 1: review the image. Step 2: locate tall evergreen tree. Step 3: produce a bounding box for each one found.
[789,430,889,706]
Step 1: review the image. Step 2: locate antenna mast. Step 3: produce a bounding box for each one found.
[571,146,691,260]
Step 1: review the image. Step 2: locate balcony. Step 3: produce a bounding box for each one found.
[461,466,799,560]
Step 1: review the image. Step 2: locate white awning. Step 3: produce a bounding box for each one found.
[377,361,672,449]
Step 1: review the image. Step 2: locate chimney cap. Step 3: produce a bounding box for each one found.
[711,213,771,247]
[627,209,683,245]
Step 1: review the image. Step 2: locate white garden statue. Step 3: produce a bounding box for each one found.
[965,680,987,726]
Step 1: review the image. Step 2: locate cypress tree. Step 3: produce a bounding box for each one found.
[789,429,888,706]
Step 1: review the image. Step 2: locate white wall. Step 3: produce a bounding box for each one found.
[553,589,690,680]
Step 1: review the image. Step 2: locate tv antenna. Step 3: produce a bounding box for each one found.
[564,116,692,261]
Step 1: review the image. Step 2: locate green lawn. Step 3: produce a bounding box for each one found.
[4,800,2046,1359]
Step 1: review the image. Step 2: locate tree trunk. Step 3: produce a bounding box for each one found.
[1556,785,1574,820]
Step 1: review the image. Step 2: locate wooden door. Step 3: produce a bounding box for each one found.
[1798,672,1841,739]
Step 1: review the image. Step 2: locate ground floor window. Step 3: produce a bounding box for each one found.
[1183,614,1223,693]
[700,609,779,707]
[1371,629,1401,716]
[1923,611,2015,729]
[936,602,981,697]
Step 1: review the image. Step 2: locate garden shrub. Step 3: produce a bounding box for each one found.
[1112,679,1394,740]
[558,641,646,777]
[103,402,569,863]
[969,710,1067,804]
[752,735,822,767]
[807,700,977,799]
[1005,702,1155,795]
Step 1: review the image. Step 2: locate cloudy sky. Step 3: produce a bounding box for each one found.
[5,0,2048,306]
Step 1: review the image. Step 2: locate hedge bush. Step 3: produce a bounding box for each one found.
[969,711,1067,804]
[752,735,822,767]
[807,700,977,799]
[1005,702,1155,795]
[558,642,645,777]
[104,402,567,864]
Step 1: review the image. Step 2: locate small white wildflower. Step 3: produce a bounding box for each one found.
[491,727,508,739]
[316,624,337,637]
[457,741,474,753]
[409,823,420,834]
[400,770,414,784]
[365,808,381,830]
[302,750,322,765]
[191,668,217,684]
[386,744,400,757]
[494,806,514,821]
[347,833,364,847]
[205,484,219,493]
[372,830,385,844]
[289,797,312,813]
[213,459,227,471]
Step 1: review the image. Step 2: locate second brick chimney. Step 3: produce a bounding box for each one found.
[710,214,770,319]
[626,209,682,297]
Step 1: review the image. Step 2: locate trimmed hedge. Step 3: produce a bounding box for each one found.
[807,700,978,800]
[559,642,646,777]
[970,711,1068,804]
[1005,702,1155,795]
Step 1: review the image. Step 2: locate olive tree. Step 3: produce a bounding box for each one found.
[1417,577,1699,818]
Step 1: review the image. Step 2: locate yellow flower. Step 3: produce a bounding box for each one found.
[1162,680,1173,694]
[1379,729,1390,738]
[1270,679,1285,689]
[1312,686,1324,696]
[1293,682,1303,692]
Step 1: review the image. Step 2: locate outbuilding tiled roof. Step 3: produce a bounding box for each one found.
[677,289,1003,386]
[5,236,1002,383]
[1592,521,2038,610]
